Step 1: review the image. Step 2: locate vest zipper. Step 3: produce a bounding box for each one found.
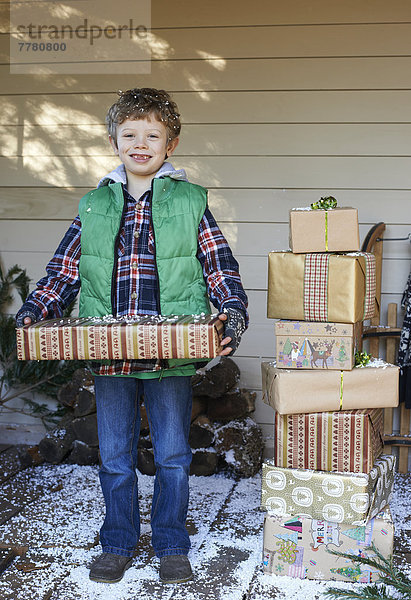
[150,178,169,371]
[110,186,128,315]
[149,178,162,316]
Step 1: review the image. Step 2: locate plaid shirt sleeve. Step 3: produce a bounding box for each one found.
[16,217,82,322]
[197,207,249,324]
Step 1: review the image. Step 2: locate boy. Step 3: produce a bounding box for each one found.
[16,88,248,584]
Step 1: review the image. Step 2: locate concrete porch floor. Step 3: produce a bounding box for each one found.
[0,444,410,600]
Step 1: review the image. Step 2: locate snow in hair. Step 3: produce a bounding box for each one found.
[105,87,181,142]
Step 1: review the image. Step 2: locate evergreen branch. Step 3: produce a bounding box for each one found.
[0,263,30,309]
[0,401,66,429]
[0,257,82,424]
[325,543,411,600]
[11,271,30,302]
[0,372,62,404]
[324,584,399,600]
[326,544,392,578]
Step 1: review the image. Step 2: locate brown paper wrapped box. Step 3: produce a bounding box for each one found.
[16,314,223,361]
[267,251,377,323]
[261,359,399,414]
[289,207,360,253]
[274,408,384,473]
[263,508,393,582]
[261,454,395,526]
[275,320,362,370]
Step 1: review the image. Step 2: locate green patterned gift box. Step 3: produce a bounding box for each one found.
[261,454,395,526]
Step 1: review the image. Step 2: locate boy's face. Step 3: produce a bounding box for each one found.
[109,115,179,180]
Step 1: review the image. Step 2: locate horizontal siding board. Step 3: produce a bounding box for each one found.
[1,250,408,298]
[3,280,406,330]
[3,155,411,188]
[3,1,411,31]
[220,223,411,259]
[227,254,411,292]
[2,220,410,260]
[4,57,411,93]
[5,123,411,157]
[1,187,410,224]
[243,290,405,327]
[4,24,411,63]
[4,91,411,126]
[151,0,411,27]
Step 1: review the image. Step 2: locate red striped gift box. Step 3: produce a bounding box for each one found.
[16,314,223,361]
[273,408,383,473]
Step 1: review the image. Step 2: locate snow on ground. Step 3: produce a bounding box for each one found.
[0,465,409,600]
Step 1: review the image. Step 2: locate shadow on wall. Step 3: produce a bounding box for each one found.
[2,0,231,188]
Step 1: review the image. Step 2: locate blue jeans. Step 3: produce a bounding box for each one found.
[94,375,193,558]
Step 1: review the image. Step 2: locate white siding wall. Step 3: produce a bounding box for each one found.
[1,1,410,445]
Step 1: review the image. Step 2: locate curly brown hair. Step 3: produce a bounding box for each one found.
[106,87,181,146]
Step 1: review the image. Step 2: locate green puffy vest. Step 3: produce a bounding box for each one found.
[78,176,211,319]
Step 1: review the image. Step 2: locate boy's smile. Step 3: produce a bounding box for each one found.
[110,116,179,186]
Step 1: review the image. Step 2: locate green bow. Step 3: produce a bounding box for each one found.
[311,196,338,210]
[354,350,372,367]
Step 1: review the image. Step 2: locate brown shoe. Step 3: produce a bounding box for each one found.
[89,552,132,583]
[159,555,193,583]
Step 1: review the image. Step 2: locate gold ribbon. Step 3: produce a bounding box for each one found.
[325,210,329,251]
[310,196,336,252]
[339,371,344,410]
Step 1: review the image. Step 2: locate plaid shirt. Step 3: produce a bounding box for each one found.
[19,185,248,375]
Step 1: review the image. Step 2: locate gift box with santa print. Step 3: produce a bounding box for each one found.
[275,320,362,371]
[263,507,394,582]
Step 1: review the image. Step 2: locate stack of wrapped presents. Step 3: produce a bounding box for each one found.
[260,198,400,583]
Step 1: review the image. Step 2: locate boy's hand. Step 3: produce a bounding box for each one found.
[217,308,246,356]
[16,311,37,327]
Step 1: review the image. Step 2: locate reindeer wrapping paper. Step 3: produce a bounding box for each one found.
[273,408,383,473]
[275,320,362,371]
[267,251,376,323]
[261,454,396,526]
[262,507,393,582]
[289,207,360,254]
[261,360,399,414]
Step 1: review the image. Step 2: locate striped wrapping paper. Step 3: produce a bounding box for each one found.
[273,408,384,473]
[16,314,224,361]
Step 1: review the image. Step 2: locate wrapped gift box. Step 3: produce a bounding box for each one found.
[275,320,362,370]
[16,314,224,361]
[263,508,393,582]
[267,251,376,323]
[273,408,384,473]
[261,359,399,414]
[289,207,360,253]
[261,454,396,526]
